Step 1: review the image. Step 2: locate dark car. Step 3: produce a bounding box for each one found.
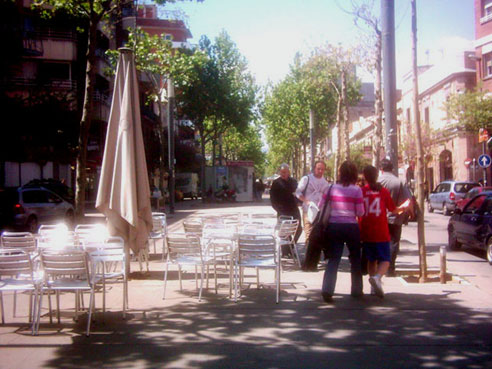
[0,186,75,233]
[448,192,492,265]
[456,186,492,211]
[428,181,480,215]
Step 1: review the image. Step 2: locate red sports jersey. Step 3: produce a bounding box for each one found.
[360,185,396,242]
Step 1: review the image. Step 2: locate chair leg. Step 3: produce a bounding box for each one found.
[0,292,4,324]
[56,291,61,324]
[13,291,17,318]
[123,278,127,319]
[234,263,238,303]
[35,288,44,335]
[163,260,169,299]
[214,262,218,294]
[86,289,95,336]
[31,289,38,336]
[291,242,301,268]
[206,265,210,289]
[276,265,280,304]
[198,265,204,302]
[179,265,183,291]
[256,268,260,289]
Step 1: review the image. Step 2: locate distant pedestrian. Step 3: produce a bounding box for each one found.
[255,179,265,201]
[360,165,397,298]
[295,160,330,242]
[270,164,302,250]
[378,158,412,276]
[319,160,364,302]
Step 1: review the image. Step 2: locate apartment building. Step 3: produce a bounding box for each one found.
[474,0,492,91]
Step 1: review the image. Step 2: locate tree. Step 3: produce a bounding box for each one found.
[175,32,257,199]
[33,0,196,219]
[445,89,492,133]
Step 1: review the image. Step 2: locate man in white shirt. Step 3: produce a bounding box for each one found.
[295,160,330,241]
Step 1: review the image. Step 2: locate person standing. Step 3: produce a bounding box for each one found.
[319,160,364,302]
[378,158,412,276]
[295,160,330,242]
[270,163,302,245]
[360,165,397,298]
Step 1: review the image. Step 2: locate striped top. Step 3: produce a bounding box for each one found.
[318,183,364,224]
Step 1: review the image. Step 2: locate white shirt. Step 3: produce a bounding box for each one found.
[295,173,330,212]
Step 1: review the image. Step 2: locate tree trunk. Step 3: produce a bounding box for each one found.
[412,0,427,282]
[335,94,342,178]
[303,142,307,176]
[341,69,350,161]
[158,101,167,200]
[373,30,383,169]
[199,127,207,202]
[75,19,98,220]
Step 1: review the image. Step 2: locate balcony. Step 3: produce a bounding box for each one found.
[481,13,492,24]
[5,77,77,90]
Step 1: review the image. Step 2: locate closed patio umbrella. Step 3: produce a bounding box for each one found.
[96,48,153,273]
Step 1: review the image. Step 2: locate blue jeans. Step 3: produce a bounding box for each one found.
[321,223,363,296]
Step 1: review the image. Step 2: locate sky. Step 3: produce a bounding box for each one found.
[165,0,475,87]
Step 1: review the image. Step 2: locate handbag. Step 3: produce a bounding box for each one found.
[302,185,333,271]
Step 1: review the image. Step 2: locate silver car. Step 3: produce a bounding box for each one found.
[0,186,75,232]
[428,181,480,215]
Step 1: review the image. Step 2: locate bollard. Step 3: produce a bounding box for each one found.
[440,246,447,284]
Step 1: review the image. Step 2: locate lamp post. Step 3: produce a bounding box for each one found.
[167,78,175,214]
[309,110,315,171]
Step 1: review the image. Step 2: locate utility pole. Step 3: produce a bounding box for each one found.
[167,78,175,214]
[411,0,427,282]
[309,110,315,170]
[381,0,398,175]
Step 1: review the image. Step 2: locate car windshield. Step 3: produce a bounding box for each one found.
[455,183,478,193]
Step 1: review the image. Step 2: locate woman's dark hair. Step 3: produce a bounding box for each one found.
[338,160,358,186]
[363,165,382,191]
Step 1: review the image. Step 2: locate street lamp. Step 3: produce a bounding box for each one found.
[167,78,175,214]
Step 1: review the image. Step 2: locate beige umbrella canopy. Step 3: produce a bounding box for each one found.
[96,48,153,271]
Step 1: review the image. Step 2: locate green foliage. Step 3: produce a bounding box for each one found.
[262,45,361,167]
[445,89,492,132]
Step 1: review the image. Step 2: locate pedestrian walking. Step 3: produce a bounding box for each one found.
[360,165,397,298]
[319,160,364,302]
[270,163,302,251]
[378,158,413,276]
[295,160,330,242]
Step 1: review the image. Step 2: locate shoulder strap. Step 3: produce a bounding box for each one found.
[302,174,310,197]
[318,184,333,220]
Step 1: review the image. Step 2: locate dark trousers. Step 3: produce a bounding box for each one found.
[321,223,363,296]
[388,223,402,272]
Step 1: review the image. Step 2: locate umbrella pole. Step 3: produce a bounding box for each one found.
[125,246,131,276]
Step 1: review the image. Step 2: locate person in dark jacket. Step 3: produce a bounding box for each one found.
[270,163,302,246]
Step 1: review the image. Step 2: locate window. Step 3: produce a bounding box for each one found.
[483,52,492,78]
[464,195,486,213]
[22,190,49,204]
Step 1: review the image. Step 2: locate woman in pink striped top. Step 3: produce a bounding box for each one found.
[318,160,364,302]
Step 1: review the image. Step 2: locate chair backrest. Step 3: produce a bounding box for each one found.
[166,234,202,260]
[152,212,166,218]
[38,230,78,250]
[202,223,237,239]
[278,219,299,239]
[151,215,167,234]
[239,224,275,236]
[0,249,34,279]
[39,224,68,235]
[237,235,277,262]
[183,220,203,237]
[40,250,89,280]
[1,232,37,253]
[83,235,124,251]
[75,224,108,245]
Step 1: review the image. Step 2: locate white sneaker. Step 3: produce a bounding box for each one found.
[369,276,384,298]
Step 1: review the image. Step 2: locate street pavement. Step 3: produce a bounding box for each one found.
[0,198,491,369]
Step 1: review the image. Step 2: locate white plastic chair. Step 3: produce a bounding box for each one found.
[0,249,38,334]
[163,233,215,301]
[277,219,301,267]
[1,232,37,253]
[149,214,167,257]
[234,234,280,304]
[183,219,204,238]
[89,236,127,319]
[0,232,38,319]
[38,224,78,251]
[75,224,108,246]
[35,249,95,336]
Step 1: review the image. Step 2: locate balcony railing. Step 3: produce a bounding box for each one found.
[5,77,77,90]
[32,27,78,42]
[481,13,492,24]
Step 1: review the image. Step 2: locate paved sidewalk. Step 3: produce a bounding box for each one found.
[1,200,491,368]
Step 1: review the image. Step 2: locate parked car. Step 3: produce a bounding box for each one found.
[448,192,492,264]
[0,185,75,233]
[456,186,492,211]
[428,181,480,215]
[22,178,74,204]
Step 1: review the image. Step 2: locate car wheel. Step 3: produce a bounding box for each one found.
[448,227,462,251]
[443,203,451,215]
[427,202,434,213]
[487,238,492,265]
[65,210,75,228]
[26,216,38,233]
